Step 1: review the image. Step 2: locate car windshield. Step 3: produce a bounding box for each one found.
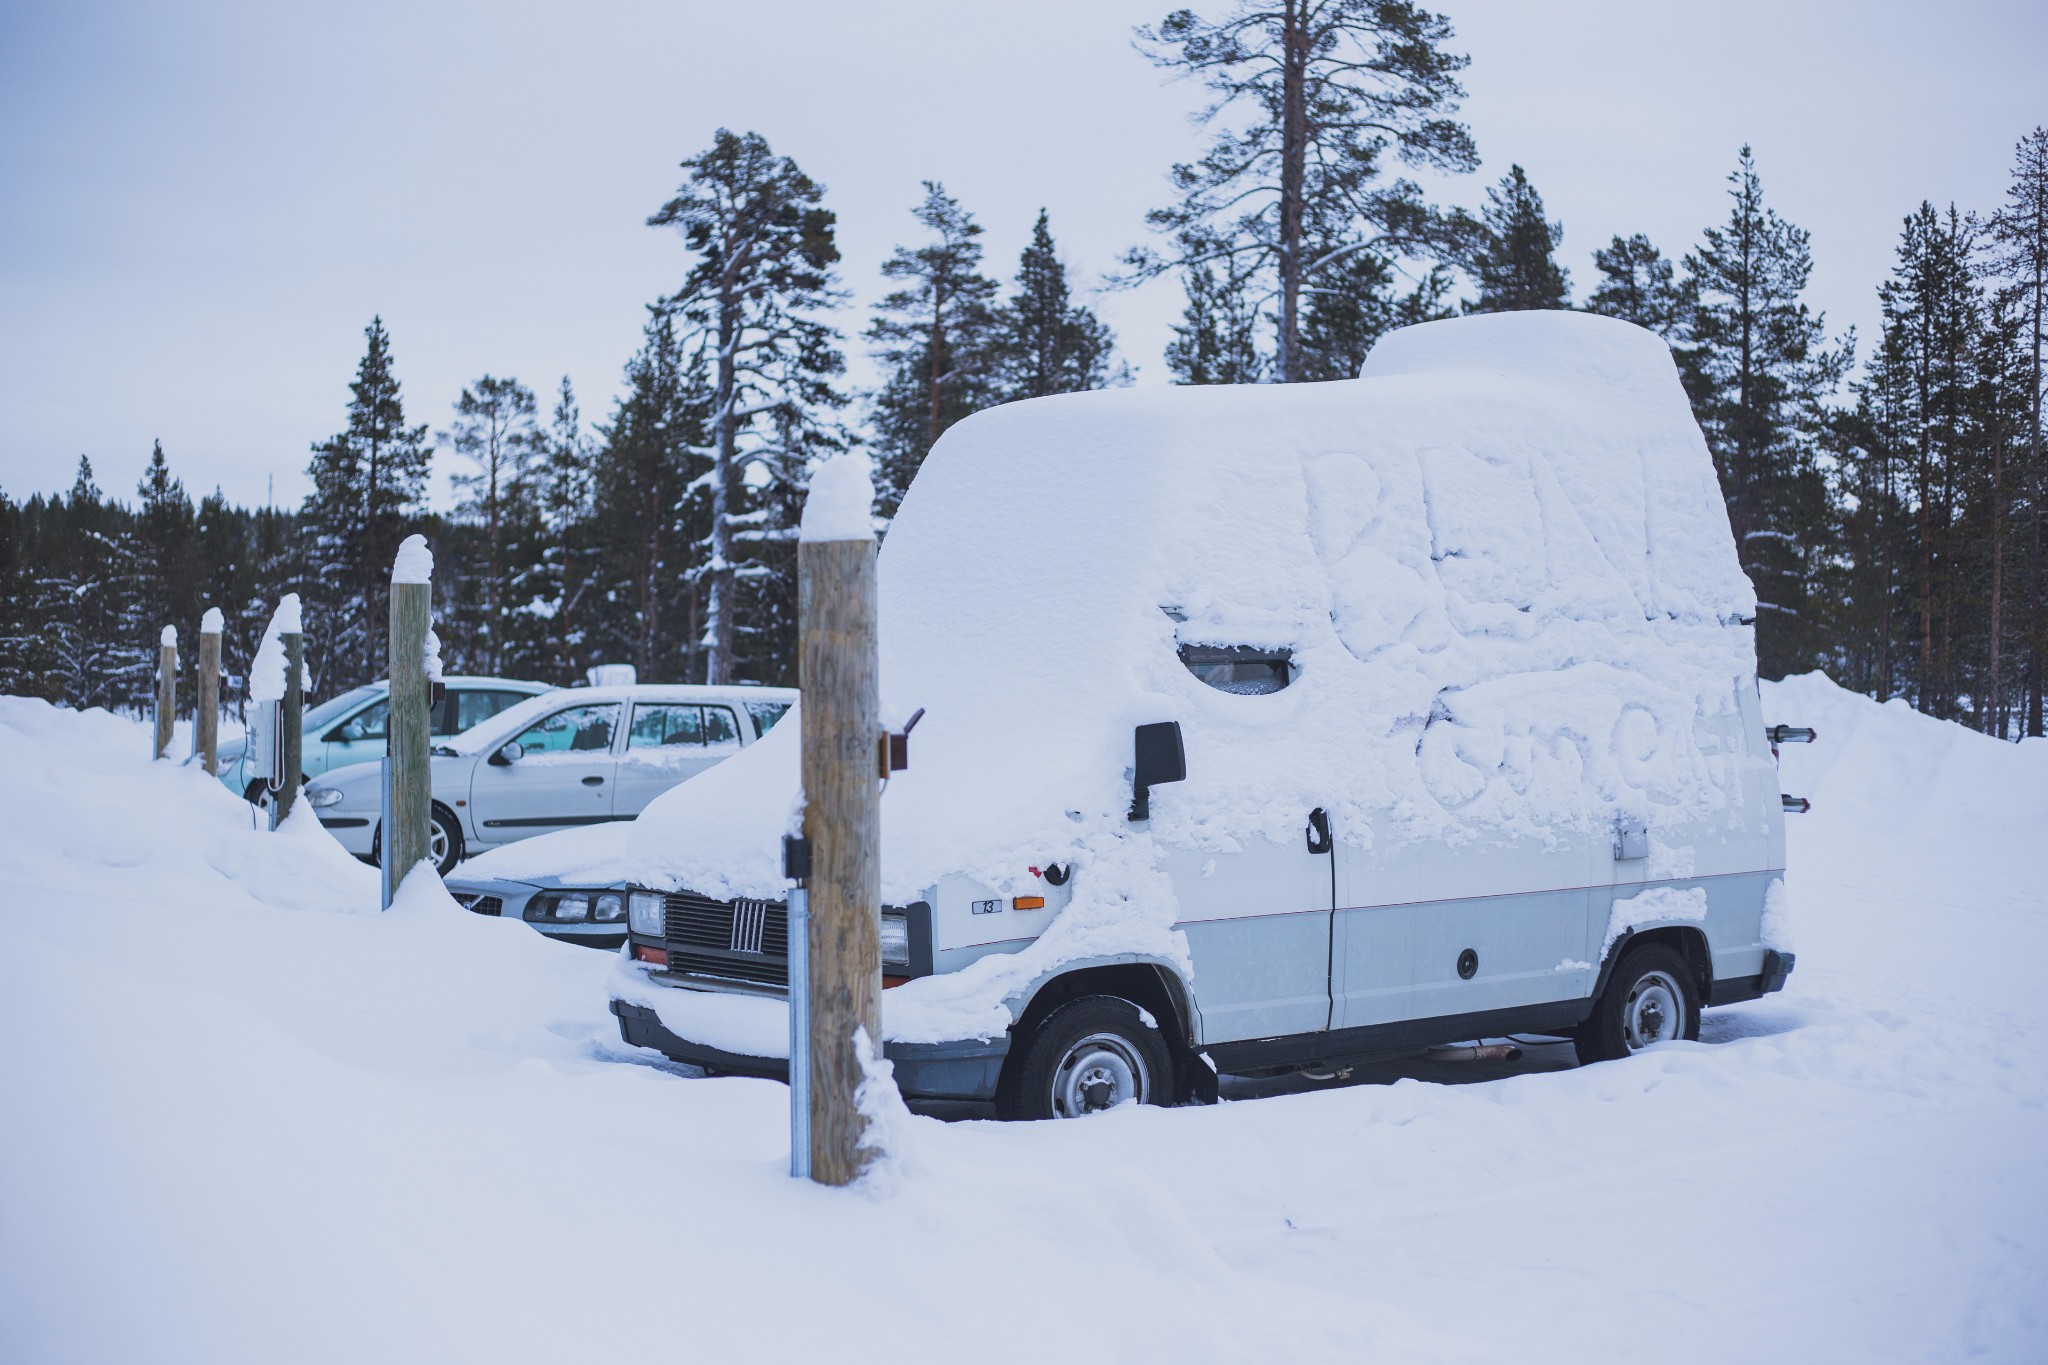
[303,685,383,731]
[444,689,570,754]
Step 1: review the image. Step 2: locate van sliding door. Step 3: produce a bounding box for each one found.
[1165,813,1334,1045]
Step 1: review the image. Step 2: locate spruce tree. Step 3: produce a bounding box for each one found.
[866,182,998,516]
[1587,233,1686,336]
[442,375,541,673]
[303,317,431,686]
[648,129,849,683]
[1985,126,2048,735]
[993,210,1122,400]
[1680,147,1849,678]
[1126,0,1479,382]
[1166,229,1268,384]
[1468,165,1569,312]
[133,439,196,644]
[535,377,599,679]
[1299,247,1454,380]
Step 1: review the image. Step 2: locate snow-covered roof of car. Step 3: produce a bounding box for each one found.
[627,311,1757,906]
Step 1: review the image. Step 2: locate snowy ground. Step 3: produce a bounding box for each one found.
[1,675,2042,1363]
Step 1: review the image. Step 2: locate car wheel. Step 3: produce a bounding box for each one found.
[1575,943,1701,1065]
[372,805,464,877]
[996,995,1172,1121]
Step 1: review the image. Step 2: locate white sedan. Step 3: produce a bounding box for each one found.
[301,682,796,876]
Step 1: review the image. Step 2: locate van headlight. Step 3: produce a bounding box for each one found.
[880,909,910,969]
[628,891,665,937]
[306,785,344,808]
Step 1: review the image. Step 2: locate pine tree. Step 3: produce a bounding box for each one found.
[1166,226,1269,384]
[42,457,148,709]
[1985,126,2048,735]
[993,210,1122,400]
[1680,147,1850,678]
[1467,165,1569,312]
[648,129,849,683]
[866,182,999,516]
[1126,0,1478,382]
[1298,247,1454,380]
[1586,233,1686,336]
[534,376,599,679]
[442,375,541,673]
[303,317,432,686]
[132,439,196,643]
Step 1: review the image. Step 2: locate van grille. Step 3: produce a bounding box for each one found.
[663,892,788,986]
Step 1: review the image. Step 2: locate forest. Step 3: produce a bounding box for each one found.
[2,4,2043,740]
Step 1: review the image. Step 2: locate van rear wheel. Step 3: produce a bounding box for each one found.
[997,995,1173,1121]
[1575,943,1700,1065]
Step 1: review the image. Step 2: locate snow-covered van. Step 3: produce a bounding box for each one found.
[609,311,1798,1119]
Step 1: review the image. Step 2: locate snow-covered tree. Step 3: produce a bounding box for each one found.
[1125,0,1479,382]
[132,439,196,642]
[1985,126,2048,735]
[442,375,541,673]
[647,129,849,683]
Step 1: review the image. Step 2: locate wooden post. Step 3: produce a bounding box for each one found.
[196,613,222,776]
[386,547,434,896]
[277,631,303,825]
[154,628,177,760]
[798,528,881,1186]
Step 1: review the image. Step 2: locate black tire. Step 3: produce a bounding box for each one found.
[372,805,464,877]
[1575,943,1701,1065]
[995,995,1173,1121]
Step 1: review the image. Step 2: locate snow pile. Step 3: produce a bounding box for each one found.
[159,624,176,649]
[798,454,875,541]
[459,819,633,886]
[390,533,434,584]
[248,593,306,704]
[200,606,223,634]
[628,312,1759,1035]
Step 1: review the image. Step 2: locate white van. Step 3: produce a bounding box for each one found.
[608,312,1798,1119]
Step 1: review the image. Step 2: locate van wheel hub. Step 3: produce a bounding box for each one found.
[1623,970,1684,1050]
[1051,1033,1149,1118]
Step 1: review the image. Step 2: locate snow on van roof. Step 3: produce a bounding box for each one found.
[628,312,1756,974]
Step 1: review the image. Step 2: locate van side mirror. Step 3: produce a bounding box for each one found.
[1129,721,1186,822]
[490,740,524,766]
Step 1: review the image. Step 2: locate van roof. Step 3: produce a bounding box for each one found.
[629,312,1757,903]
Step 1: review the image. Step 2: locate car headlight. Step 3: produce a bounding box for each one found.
[306,785,344,808]
[628,891,665,937]
[593,892,624,923]
[880,909,910,969]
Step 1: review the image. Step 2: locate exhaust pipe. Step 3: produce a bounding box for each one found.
[1425,1043,1523,1063]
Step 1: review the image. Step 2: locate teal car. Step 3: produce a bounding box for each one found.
[220,675,551,811]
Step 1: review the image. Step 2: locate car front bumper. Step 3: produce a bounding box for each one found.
[610,998,1010,1102]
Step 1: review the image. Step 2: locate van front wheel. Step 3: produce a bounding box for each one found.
[997,996,1173,1121]
[1575,943,1700,1065]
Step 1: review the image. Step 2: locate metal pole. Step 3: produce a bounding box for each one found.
[787,882,811,1180]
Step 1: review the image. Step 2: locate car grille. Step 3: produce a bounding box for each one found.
[454,893,503,918]
[663,891,788,986]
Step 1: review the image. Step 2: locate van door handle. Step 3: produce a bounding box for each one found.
[582,776,605,786]
[1306,807,1332,855]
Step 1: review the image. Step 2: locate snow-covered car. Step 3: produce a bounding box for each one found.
[443,823,635,948]
[218,675,550,807]
[303,683,796,876]
[609,312,1801,1120]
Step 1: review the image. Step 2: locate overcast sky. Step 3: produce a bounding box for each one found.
[1,0,2041,510]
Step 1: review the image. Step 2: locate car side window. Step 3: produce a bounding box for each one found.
[336,699,388,742]
[744,700,791,738]
[702,705,741,748]
[628,704,704,749]
[514,704,620,756]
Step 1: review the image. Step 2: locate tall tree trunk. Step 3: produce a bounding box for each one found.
[707,280,741,685]
[1274,0,1307,384]
[1990,420,2005,734]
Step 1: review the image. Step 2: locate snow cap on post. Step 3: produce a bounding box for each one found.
[249,593,304,703]
[798,457,875,543]
[200,607,223,635]
[391,534,434,584]
[160,625,177,648]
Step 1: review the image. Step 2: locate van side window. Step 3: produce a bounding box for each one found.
[1179,644,1291,695]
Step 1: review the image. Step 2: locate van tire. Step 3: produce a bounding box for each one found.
[996,995,1173,1121]
[1575,943,1700,1065]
